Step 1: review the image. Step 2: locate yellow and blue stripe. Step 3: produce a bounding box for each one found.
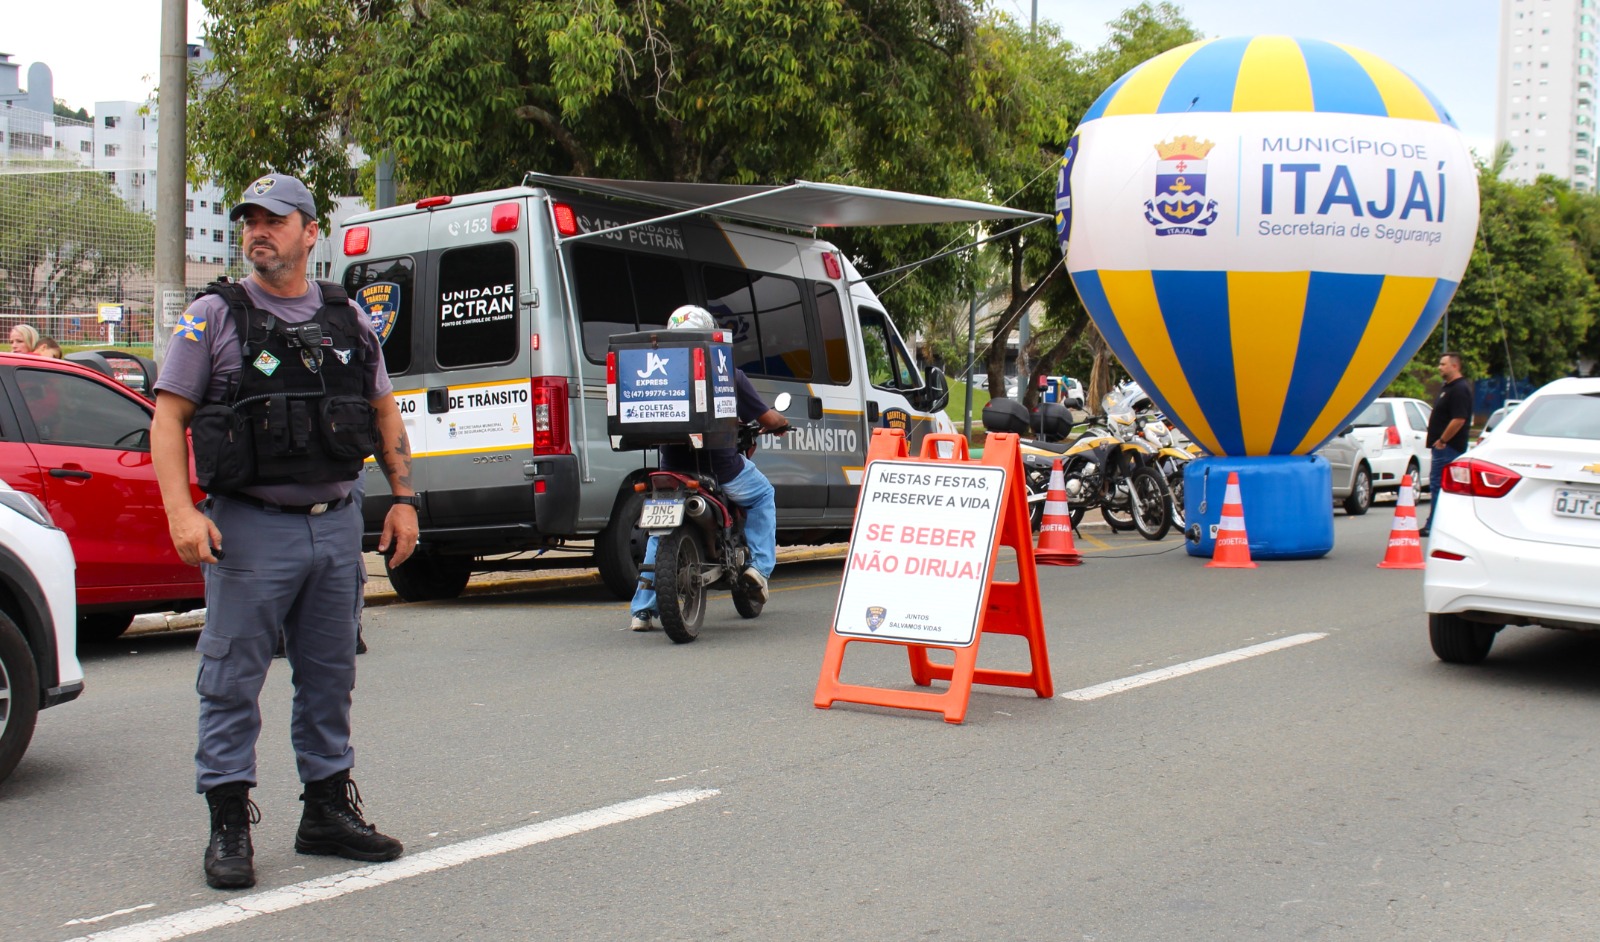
[1081,36,1456,127]
[1073,270,1459,456]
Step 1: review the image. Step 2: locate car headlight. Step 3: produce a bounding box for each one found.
[0,490,58,529]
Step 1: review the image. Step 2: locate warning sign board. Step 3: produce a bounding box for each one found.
[833,460,1005,647]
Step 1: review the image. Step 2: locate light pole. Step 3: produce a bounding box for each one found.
[152,0,187,366]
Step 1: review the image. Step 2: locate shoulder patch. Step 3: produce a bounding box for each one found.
[173,312,207,342]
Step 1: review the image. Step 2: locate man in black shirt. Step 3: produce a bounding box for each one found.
[1423,352,1473,536]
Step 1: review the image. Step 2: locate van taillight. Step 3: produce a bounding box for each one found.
[491,202,521,233]
[342,226,370,256]
[1442,458,1521,498]
[551,202,579,237]
[1385,425,1401,447]
[822,251,843,279]
[531,377,570,455]
[416,195,452,209]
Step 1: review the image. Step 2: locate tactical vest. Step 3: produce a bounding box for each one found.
[189,280,378,493]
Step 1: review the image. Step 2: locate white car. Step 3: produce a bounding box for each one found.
[1472,399,1523,449]
[1347,397,1433,495]
[0,479,82,783]
[1424,377,1600,663]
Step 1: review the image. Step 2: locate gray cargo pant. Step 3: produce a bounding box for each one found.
[195,495,363,793]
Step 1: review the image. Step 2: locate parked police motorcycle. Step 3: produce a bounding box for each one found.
[634,393,792,643]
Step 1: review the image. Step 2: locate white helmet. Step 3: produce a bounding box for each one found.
[667,304,716,331]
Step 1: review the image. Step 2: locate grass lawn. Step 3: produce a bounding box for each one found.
[944,379,991,432]
[62,343,154,358]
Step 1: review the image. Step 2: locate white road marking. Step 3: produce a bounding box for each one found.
[1060,633,1329,701]
[62,905,156,927]
[62,789,719,942]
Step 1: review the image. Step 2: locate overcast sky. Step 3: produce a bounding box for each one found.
[9,0,1497,151]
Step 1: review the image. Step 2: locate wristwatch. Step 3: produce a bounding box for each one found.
[391,494,421,508]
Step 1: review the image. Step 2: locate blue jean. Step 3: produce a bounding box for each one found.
[1425,445,1463,532]
[631,458,776,616]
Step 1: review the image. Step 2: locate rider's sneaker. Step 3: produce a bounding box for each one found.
[628,611,658,631]
[740,568,769,604]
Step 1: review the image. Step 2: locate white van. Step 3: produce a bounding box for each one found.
[334,175,1043,601]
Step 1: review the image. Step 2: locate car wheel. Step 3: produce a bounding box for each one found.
[597,490,648,601]
[1405,458,1424,499]
[0,611,41,784]
[1429,612,1499,664]
[78,611,135,645]
[1342,465,1372,516]
[385,553,472,603]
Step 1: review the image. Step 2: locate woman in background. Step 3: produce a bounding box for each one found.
[9,324,40,354]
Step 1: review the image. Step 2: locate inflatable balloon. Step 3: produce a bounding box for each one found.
[1056,35,1479,458]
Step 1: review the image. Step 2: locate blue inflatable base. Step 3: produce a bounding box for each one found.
[1183,456,1334,560]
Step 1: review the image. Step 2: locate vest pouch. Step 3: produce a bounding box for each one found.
[191,403,255,493]
[256,395,315,458]
[320,396,379,460]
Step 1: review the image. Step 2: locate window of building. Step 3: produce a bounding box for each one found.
[104,116,119,129]
[103,143,119,157]
[213,203,223,215]
[185,199,194,212]
[213,231,223,243]
[199,200,207,208]
[80,140,90,153]
[435,242,518,369]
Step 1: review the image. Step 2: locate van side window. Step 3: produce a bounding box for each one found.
[342,256,414,375]
[702,265,813,380]
[570,245,690,362]
[814,284,851,385]
[857,307,917,390]
[436,241,518,369]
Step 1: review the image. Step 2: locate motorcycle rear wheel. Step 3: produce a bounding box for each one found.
[655,529,706,644]
[1128,467,1171,541]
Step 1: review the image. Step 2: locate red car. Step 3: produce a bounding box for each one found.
[0,352,204,642]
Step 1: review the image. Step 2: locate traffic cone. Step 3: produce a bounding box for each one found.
[1207,471,1257,569]
[1035,458,1083,566]
[1378,473,1426,570]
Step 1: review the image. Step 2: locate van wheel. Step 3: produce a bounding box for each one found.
[386,553,471,603]
[597,490,648,601]
[0,612,41,784]
[78,611,134,645]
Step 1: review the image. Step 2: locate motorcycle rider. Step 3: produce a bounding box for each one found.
[628,305,790,631]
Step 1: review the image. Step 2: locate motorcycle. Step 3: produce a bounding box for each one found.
[636,392,791,644]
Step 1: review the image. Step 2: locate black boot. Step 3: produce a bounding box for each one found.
[295,770,404,862]
[203,783,259,889]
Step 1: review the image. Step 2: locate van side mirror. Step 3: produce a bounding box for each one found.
[919,366,950,414]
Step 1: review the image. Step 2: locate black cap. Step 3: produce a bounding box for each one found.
[229,173,317,221]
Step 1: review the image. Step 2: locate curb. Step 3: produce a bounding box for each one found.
[126,544,851,637]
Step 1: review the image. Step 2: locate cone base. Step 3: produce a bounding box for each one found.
[1377,559,1425,570]
[1037,551,1083,567]
[1206,558,1258,569]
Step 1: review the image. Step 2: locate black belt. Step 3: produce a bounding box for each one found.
[220,493,355,516]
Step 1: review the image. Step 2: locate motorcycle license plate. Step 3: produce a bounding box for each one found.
[640,499,685,529]
[1553,487,1600,520]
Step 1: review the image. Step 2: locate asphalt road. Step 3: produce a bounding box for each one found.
[6,507,1600,942]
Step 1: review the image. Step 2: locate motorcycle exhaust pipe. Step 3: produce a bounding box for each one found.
[684,494,720,532]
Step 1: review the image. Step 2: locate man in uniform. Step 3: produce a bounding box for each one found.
[151,173,419,890]
[1423,351,1474,537]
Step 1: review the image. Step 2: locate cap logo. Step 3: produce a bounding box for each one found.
[252,177,276,195]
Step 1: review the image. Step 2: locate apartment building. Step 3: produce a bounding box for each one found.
[1497,0,1600,191]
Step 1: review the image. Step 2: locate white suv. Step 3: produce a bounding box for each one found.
[0,479,82,783]
[1347,397,1433,495]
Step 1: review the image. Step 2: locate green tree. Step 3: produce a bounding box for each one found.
[0,170,156,318]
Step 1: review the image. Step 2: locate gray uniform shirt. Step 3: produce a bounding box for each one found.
[154,276,394,504]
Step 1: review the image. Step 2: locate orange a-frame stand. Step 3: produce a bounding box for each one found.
[813,429,1053,724]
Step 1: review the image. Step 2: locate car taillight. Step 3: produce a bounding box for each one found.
[1441,458,1521,498]
[1431,549,1467,561]
[1385,425,1401,447]
[531,376,570,455]
[551,201,579,237]
[490,201,521,233]
[342,226,370,256]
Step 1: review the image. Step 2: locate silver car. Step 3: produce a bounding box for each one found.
[1317,426,1375,515]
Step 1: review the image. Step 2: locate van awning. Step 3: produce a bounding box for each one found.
[522,173,1051,229]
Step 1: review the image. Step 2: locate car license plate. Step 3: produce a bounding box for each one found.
[1553,487,1600,520]
[640,499,685,529]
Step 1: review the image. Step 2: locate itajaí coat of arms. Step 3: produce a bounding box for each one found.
[1145,135,1219,237]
